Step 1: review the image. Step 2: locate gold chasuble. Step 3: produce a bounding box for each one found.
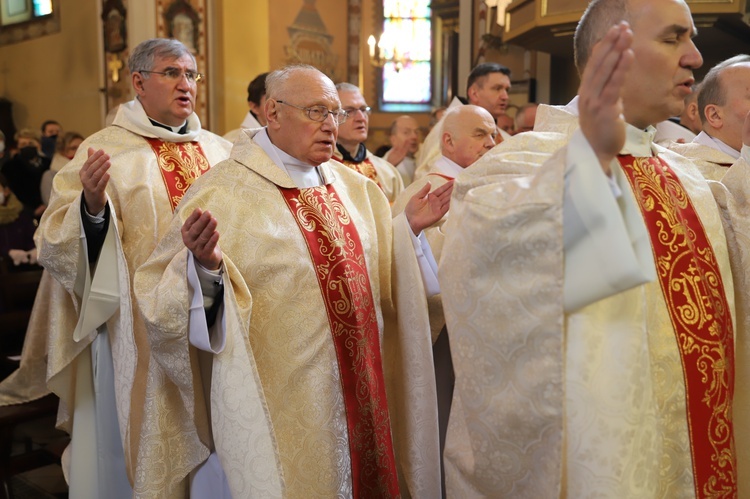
[145,138,211,211]
[619,155,737,497]
[279,185,400,497]
[332,147,404,203]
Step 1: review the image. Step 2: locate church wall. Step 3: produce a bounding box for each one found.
[0,1,102,139]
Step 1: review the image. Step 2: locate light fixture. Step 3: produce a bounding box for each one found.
[367,33,411,72]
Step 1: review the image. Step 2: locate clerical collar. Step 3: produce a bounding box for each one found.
[148,118,188,135]
[434,155,463,178]
[253,128,325,188]
[619,123,657,158]
[694,131,740,160]
[336,142,367,162]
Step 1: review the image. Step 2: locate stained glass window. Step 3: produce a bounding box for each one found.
[380,0,431,105]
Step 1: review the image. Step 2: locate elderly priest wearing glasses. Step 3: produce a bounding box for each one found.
[332,82,404,203]
[33,38,230,497]
[134,64,451,497]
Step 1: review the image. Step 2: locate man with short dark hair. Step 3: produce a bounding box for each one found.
[440,0,750,496]
[671,55,750,179]
[224,72,269,143]
[39,120,61,158]
[34,37,230,497]
[135,64,450,497]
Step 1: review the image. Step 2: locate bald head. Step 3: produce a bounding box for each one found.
[698,55,750,152]
[441,105,497,168]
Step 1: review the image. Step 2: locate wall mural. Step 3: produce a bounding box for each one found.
[270,0,349,85]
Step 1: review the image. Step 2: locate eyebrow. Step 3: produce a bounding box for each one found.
[660,24,698,38]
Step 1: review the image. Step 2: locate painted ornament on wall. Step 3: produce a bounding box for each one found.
[285,0,338,80]
[164,0,200,53]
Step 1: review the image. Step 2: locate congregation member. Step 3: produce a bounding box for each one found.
[671,54,750,180]
[34,38,230,498]
[416,62,512,180]
[439,0,749,496]
[514,102,539,134]
[135,64,448,498]
[40,119,62,158]
[383,115,421,185]
[392,104,496,494]
[332,82,404,203]
[223,72,268,143]
[0,129,49,218]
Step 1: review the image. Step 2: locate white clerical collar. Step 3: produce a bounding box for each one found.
[114,98,201,142]
[434,155,463,178]
[252,128,324,188]
[566,97,657,157]
[693,131,740,160]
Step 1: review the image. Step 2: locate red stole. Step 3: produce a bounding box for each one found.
[144,138,211,212]
[278,185,400,498]
[337,157,384,190]
[618,155,736,497]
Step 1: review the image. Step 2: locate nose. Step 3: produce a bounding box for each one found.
[321,111,337,129]
[682,39,703,69]
[485,135,496,149]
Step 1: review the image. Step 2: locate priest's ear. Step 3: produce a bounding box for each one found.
[132,71,147,98]
[265,98,281,130]
[703,104,725,130]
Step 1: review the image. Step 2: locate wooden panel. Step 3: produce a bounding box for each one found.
[542,0,588,18]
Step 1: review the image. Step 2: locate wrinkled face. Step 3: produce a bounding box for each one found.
[711,63,750,152]
[468,72,511,119]
[42,123,61,137]
[337,90,369,149]
[133,53,198,127]
[621,0,702,128]
[444,110,497,168]
[391,117,420,154]
[266,71,340,166]
[249,94,268,126]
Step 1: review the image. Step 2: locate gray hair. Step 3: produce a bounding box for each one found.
[335,82,361,94]
[574,0,630,73]
[128,38,195,75]
[265,64,322,100]
[697,54,750,124]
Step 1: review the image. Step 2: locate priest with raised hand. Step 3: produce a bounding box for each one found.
[439,0,749,496]
[32,38,230,498]
[135,64,450,498]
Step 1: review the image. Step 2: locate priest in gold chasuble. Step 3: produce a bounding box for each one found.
[32,39,230,498]
[438,1,747,497]
[136,65,447,498]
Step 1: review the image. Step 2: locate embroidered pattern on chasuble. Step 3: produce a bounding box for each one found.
[338,158,383,190]
[145,138,211,211]
[279,185,400,498]
[618,155,737,497]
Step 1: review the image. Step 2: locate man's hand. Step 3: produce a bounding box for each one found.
[387,139,410,167]
[182,207,222,270]
[578,21,634,175]
[80,148,111,214]
[404,180,454,234]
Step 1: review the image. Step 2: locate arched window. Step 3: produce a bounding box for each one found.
[377,0,432,110]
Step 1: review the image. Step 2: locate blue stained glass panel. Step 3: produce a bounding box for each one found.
[383,62,431,103]
[32,0,53,16]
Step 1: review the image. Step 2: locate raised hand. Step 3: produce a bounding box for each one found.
[577,21,634,175]
[405,180,454,234]
[387,139,410,167]
[182,207,222,270]
[80,148,111,215]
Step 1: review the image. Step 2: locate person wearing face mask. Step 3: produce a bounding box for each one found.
[41,132,85,205]
[0,172,37,271]
[40,120,62,158]
[0,129,50,218]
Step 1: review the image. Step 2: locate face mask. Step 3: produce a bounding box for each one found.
[41,135,57,158]
[19,145,39,161]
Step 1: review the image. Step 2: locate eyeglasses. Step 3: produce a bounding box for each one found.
[276,100,348,125]
[343,106,371,117]
[139,68,204,83]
